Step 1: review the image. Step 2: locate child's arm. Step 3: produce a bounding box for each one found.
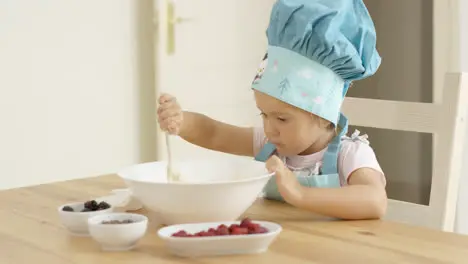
[292,168,387,220]
[178,111,255,157]
[158,94,255,157]
[265,137,387,220]
[293,138,387,220]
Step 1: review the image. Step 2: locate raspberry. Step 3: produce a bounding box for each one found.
[249,225,268,234]
[240,217,253,228]
[205,231,216,236]
[172,230,188,237]
[169,218,269,237]
[248,223,260,229]
[216,225,230,236]
[194,231,215,237]
[240,217,268,233]
[231,227,249,235]
[228,224,240,232]
[217,224,228,229]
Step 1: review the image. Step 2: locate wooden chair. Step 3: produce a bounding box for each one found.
[341,72,468,231]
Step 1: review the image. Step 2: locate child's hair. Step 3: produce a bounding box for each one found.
[313,114,336,133]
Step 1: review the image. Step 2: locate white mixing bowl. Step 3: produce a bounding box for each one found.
[117,156,274,225]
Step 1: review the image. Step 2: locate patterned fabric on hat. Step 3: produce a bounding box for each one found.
[252,0,381,126]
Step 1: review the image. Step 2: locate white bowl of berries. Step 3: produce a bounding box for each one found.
[58,199,113,236]
[87,213,148,251]
[118,156,274,225]
[157,217,282,257]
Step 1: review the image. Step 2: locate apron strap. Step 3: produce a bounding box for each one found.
[342,82,351,98]
[254,112,349,171]
[254,142,277,162]
[320,113,348,174]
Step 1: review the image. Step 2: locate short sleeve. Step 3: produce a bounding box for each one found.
[253,127,268,156]
[338,139,386,186]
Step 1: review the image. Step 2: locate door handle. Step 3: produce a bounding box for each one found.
[166,0,193,55]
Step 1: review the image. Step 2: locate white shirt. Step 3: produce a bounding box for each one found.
[253,127,386,186]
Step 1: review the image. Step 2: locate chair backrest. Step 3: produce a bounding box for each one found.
[341,72,468,231]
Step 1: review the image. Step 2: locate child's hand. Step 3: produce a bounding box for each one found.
[157,93,183,135]
[265,156,304,205]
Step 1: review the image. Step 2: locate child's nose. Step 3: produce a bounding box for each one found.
[264,121,279,137]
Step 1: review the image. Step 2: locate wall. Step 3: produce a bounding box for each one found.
[455,0,468,235]
[0,0,157,189]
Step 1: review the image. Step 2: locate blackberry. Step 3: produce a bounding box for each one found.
[84,200,98,210]
[102,220,120,224]
[62,206,74,212]
[101,219,134,224]
[98,201,111,210]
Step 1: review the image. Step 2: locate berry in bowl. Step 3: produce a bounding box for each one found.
[58,199,113,236]
[87,213,148,251]
[171,217,269,237]
[158,217,282,257]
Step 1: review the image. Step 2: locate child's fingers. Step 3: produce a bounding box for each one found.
[161,119,182,134]
[158,100,177,111]
[156,94,183,135]
[157,115,178,129]
[158,108,181,120]
[158,100,181,117]
[265,155,284,173]
[167,120,181,134]
[158,93,175,104]
[158,119,175,132]
[158,119,169,132]
[158,112,183,134]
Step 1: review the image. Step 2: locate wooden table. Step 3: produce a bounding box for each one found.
[1,175,467,264]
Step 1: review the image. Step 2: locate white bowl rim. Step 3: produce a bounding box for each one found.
[88,212,149,227]
[157,220,282,241]
[117,160,275,186]
[57,201,113,215]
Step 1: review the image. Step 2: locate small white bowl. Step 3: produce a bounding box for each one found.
[87,213,148,251]
[111,189,143,211]
[58,201,114,236]
[157,220,282,257]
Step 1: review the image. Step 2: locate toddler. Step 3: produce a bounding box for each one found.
[157,0,387,220]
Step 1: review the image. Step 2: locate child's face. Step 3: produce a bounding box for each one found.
[254,91,329,156]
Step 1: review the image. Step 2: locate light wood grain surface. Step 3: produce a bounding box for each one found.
[0,175,467,264]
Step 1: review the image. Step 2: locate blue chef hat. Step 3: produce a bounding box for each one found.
[252,0,381,126]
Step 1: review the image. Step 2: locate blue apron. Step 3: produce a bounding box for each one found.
[254,113,349,201]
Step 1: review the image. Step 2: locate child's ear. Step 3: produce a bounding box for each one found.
[318,117,331,129]
[308,114,330,129]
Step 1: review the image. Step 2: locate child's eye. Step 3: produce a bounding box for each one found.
[277,117,287,122]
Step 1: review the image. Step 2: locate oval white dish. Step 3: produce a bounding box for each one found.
[157,220,282,257]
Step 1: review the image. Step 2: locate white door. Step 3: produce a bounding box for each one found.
[154,0,275,161]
